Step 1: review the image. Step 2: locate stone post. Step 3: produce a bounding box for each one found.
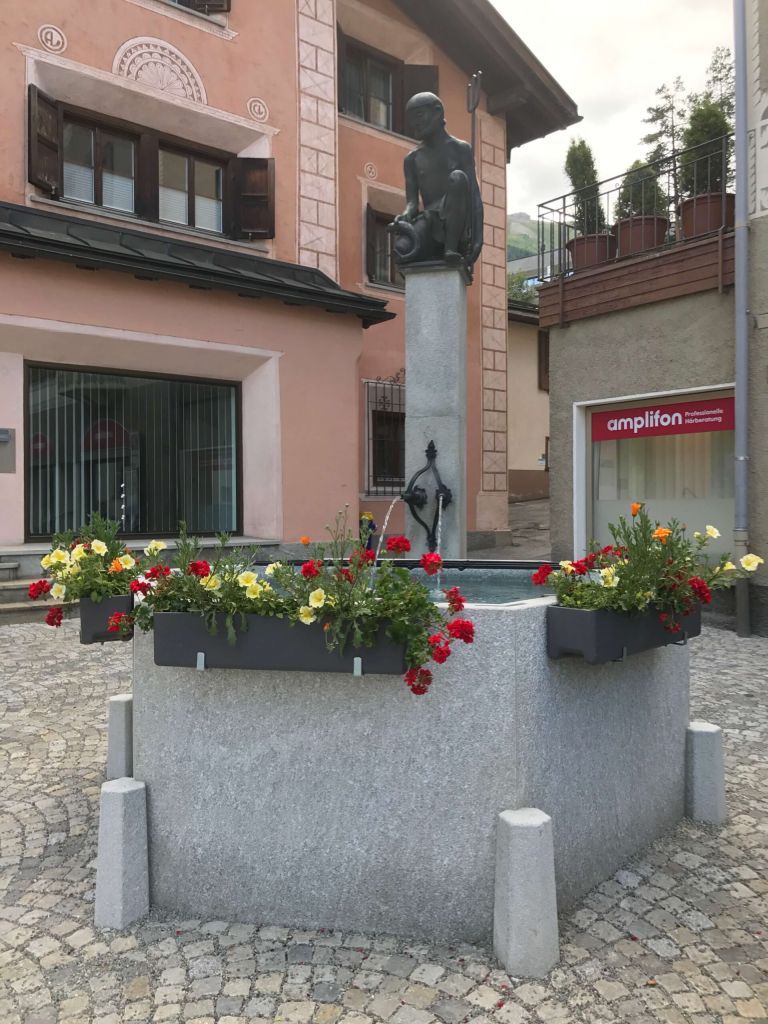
[106,694,133,781]
[686,721,728,824]
[95,778,149,929]
[402,263,468,560]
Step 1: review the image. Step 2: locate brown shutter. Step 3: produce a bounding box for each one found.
[28,85,61,197]
[365,204,378,281]
[538,329,550,392]
[186,0,231,12]
[337,26,347,112]
[231,157,275,239]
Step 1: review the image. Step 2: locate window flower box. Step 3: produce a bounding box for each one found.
[153,611,406,673]
[80,596,134,645]
[546,604,701,664]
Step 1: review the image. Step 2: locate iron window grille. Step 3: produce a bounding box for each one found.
[366,206,404,288]
[365,375,405,496]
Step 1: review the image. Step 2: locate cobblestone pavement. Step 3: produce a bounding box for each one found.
[472,500,550,562]
[1,621,766,1024]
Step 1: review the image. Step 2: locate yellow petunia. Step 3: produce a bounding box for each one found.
[66,562,81,577]
[40,554,52,570]
[705,525,720,539]
[70,544,87,562]
[264,562,281,576]
[246,582,264,599]
[50,582,66,600]
[308,588,326,609]
[91,540,108,556]
[600,567,619,589]
[723,561,736,571]
[237,571,258,588]
[200,574,222,592]
[298,606,317,625]
[119,554,136,570]
[144,540,167,556]
[559,560,575,574]
[49,548,70,565]
[740,553,764,572]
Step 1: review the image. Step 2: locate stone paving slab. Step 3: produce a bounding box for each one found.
[0,620,766,1024]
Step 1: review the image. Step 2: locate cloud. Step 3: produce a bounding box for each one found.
[489,0,733,214]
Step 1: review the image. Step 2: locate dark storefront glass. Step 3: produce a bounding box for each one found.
[27,365,238,538]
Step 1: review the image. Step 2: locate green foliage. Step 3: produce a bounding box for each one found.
[507,271,539,306]
[641,76,687,165]
[533,504,759,630]
[43,514,142,602]
[680,98,731,196]
[614,160,668,219]
[564,138,606,235]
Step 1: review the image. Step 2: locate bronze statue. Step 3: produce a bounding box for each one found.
[389,92,484,273]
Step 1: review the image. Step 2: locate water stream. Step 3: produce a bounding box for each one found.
[373,496,402,563]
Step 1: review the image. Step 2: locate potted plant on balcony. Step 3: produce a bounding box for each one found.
[564,138,617,271]
[117,516,475,696]
[29,514,165,644]
[614,159,669,256]
[678,98,734,239]
[533,502,762,664]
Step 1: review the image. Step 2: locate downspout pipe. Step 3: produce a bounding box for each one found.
[733,0,751,636]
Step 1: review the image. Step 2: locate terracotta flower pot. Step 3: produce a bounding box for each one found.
[678,193,735,239]
[615,215,669,257]
[565,233,617,271]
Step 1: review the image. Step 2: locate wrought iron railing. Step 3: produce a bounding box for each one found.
[537,134,734,282]
[364,372,405,497]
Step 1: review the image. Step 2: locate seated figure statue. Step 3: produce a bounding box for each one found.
[389,92,484,272]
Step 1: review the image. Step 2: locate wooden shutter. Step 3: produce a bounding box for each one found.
[538,330,550,392]
[186,0,231,12]
[365,204,378,281]
[337,27,347,113]
[231,158,275,239]
[28,85,61,197]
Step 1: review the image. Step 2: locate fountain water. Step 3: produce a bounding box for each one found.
[373,496,403,564]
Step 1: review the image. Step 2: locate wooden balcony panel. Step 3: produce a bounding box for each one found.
[539,232,735,328]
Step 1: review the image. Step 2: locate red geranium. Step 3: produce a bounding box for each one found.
[301,560,322,579]
[187,560,211,577]
[447,618,474,644]
[443,586,465,613]
[386,535,411,555]
[351,549,376,565]
[420,552,443,576]
[404,666,433,696]
[428,633,451,664]
[531,564,554,585]
[130,580,151,596]
[45,606,63,628]
[107,612,131,633]
[28,579,51,601]
[338,567,354,583]
[689,576,712,605]
[145,564,171,580]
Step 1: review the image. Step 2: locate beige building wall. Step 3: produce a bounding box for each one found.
[506,321,549,499]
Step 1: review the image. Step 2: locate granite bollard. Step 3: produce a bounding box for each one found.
[94,778,149,929]
[106,693,133,780]
[494,808,559,977]
[686,720,727,824]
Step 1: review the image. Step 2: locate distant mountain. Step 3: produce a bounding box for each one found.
[507,212,539,260]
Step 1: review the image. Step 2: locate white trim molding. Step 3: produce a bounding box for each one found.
[571,383,736,557]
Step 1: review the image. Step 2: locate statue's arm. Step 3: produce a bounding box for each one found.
[461,144,484,264]
[396,154,420,222]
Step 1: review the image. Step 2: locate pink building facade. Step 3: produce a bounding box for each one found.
[0,0,576,548]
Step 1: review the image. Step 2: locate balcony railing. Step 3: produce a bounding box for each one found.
[537,134,734,282]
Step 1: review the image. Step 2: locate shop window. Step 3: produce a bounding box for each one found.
[365,205,404,289]
[365,379,405,496]
[28,87,274,240]
[337,31,438,136]
[26,364,239,539]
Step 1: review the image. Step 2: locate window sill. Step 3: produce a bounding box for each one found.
[28,193,270,255]
[339,114,416,149]
[360,280,405,299]
[124,0,237,39]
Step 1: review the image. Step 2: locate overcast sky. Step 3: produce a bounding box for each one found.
[489,0,734,217]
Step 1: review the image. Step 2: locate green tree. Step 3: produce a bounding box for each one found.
[564,138,606,234]
[641,76,687,166]
[614,160,668,219]
[680,98,731,196]
[703,46,735,126]
[507,271,539,306]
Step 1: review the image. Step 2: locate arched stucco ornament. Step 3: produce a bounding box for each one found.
[113,38,207,103]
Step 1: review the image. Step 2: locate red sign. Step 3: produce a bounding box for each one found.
[84,419,130,451]
[591,397,734,441]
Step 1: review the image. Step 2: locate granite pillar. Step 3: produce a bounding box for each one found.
[403,263,468,559]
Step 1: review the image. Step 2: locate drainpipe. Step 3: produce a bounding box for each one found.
[733,0,751,636]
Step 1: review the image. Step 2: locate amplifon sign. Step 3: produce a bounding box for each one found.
[591,397,735,441]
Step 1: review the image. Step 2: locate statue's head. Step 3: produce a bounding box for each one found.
[405,92,445,141]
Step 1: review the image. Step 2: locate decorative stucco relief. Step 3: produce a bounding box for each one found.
[247,97,270,122]
[113,38,207,103]
[38,25,67,54]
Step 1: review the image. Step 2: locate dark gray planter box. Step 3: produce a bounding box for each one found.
[546,604,701,664]
[80,596,133,645]
[153,612,407,674]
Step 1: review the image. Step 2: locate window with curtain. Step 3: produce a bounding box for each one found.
[27,365,239,538]
[63,120,135,213]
